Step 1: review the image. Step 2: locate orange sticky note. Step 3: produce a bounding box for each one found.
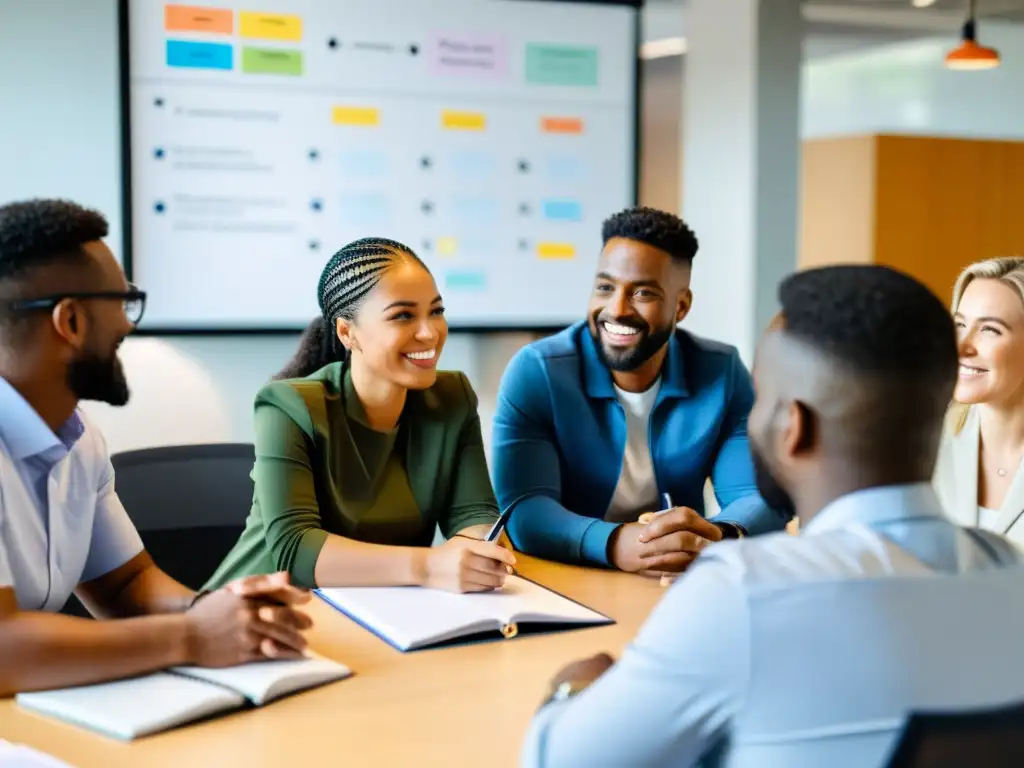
[165,5,233,34]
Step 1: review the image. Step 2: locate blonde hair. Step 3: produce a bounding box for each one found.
[949,257,1024,433]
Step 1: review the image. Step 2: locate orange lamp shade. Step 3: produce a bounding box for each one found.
[945,39,1000,70]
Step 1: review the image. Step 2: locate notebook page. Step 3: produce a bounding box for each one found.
[317,584,500,650]
[463,576,608,624]
[172,653,351,705]
[318,576,606,649]
[15,673,243,741]
[0,741,75,768]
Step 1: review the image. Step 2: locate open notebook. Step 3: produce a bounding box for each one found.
[317,574,613,652]
[15,654,350,741]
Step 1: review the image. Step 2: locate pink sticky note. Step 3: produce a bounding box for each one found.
[429,33,508,79]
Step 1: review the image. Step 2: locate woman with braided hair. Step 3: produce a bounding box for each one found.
[205,238,515,594]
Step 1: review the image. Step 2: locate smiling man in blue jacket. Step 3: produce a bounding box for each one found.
[492,207,788,574]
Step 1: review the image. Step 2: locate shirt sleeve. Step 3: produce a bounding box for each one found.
[250,396,329,589]
[0,491,13,589]
[80,431,145,583]
[493,347,620,566]
[710,353,790,535]
[520,551,750,768]
[439,375,500,538]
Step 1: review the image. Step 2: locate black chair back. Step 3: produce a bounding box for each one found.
[62,443,255,616]
[111,443,256,590]
[885,700,1024,767]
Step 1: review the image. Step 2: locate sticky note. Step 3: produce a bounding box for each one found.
[437,237,458,256]
[337,194,392,227]
[166,40,233,70]
[537,243,576,260]
[542,200,583,222]
[526,44,599,86]
[332,106,380,126]
[164,5,233,34]
[239,12,302,42]
[547,155,586,181]
[446,272,487,290]
[451,198,498,223]
[450,151,495,177]
[442,110,486,131]
[541,116,584,134]
[430,33,508,79]
[241,47,302,75]
[339,150,388,176]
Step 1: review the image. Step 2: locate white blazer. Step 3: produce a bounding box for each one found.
[934,406,1024,546]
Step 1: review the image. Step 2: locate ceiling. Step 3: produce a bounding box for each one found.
[804,0,1024,21]
[645,0,1024,18]
[641,0,1024,59]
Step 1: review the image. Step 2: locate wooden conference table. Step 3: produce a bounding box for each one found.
[0,556,665,768]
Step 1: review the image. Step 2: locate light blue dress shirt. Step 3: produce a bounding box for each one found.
[0,377,143,611]
[521,484,1024,768]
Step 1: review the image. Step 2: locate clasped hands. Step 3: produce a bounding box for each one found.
[609,506,723,578]
[186,572,314,667]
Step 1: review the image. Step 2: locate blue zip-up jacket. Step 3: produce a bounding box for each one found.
[491,322,789,566]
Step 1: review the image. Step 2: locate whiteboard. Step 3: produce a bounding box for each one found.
[122,0,639,331]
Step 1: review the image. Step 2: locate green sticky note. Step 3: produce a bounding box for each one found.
[525,43,598,86]
[241,47,303,76]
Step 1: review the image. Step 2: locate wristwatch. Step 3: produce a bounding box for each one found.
[541,678,591,709]
[713,521,747,539]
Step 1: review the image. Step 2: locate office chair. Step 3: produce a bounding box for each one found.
[885,699,1024,767]
[61,443,256,617]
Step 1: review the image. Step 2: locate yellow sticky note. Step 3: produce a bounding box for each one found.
[537,242,575,260]
[332,106,380,126]
[442,110,486,131]
[438,237,458,256]
[239,11,302,41]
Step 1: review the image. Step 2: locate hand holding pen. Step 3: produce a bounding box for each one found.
[627,493,723,585]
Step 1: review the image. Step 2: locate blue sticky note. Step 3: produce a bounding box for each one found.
[166,40,234,71]
[542,199,582,222]
[451,198,498,222]
[337,194,392,227]
[450,151,496,177]
[339,150,389,177]
[546,155,586,181]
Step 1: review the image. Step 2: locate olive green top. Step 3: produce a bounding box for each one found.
[204,362,500,590]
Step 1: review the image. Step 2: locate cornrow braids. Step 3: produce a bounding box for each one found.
[274,237,423,380]
[318,238,417,322]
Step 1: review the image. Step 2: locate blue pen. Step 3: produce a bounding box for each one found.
[485,506,514,542]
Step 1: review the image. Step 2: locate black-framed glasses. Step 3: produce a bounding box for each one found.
[7,286,147,326]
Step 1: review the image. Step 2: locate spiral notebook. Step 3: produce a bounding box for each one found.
[15,654,351,741]
[316,574,613,652]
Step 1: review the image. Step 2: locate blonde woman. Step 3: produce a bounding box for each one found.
[934,257,1024,543]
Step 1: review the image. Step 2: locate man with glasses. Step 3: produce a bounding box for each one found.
[0,198,312,696]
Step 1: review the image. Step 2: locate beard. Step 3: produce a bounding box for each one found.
[67,343,130,406]
[590,314,675,372]
[750,444,797,519]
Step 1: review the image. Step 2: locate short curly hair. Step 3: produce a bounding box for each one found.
[0,198,108,284]
[601,206,699,265]
[778,264,958,382]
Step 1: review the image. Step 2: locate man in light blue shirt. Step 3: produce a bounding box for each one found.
[0,199,312,696]
[521,265,1024,767]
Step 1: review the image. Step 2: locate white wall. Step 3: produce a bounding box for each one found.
[0,0,533,457]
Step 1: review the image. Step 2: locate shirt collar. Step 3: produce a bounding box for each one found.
[803,482,947,535]
[0,377,85,460]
